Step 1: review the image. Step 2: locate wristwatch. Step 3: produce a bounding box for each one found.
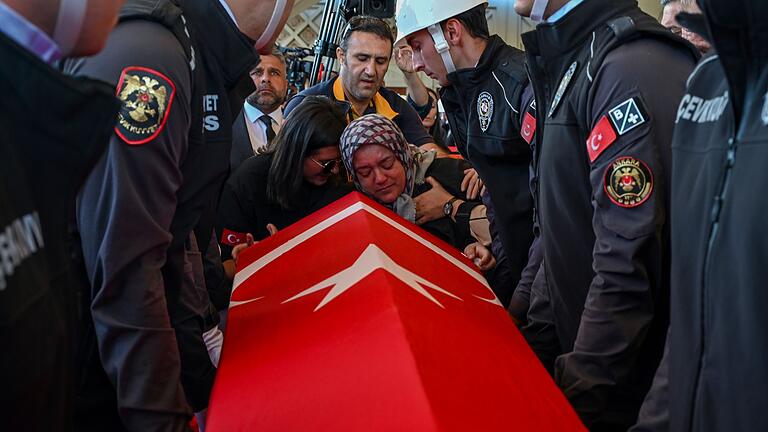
[443,197,459,217]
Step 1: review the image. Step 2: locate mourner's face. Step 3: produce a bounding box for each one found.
[352,144,407,204]
[73,0,125,56]
[338,32,392,105]
[407,29,450,86]
[303,145,342,186]
[247,54,288,113]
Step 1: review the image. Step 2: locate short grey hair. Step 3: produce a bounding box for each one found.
[253,45,286,71]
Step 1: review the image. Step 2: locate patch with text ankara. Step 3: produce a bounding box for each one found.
[608,97,646,135]
[604,156,653,208]
[115,66,176,145]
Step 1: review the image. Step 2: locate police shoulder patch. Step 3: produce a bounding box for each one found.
[115,66,176,145]
[477,92,494,132]
[604,156,653,208]
[607,97,646,135]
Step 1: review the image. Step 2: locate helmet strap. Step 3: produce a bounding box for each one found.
[53,0,87,56]
[254,0,290,53]
[427,23,456,74]
[530,0,549,22]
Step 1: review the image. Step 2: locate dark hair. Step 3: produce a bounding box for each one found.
[442,3,490,41]
[266,96,346,209]
[339,16,395,52]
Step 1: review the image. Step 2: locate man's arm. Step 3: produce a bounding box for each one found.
[72,20,194,430]
[553,39,693,425]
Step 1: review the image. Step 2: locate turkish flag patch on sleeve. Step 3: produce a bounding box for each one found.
[586,115,618,163]
[520,111,536,144]
[115,66,176,146]
[221,229,249,246]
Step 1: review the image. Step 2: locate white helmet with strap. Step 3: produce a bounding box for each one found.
[395,0,487,74]
[53,0,88,56]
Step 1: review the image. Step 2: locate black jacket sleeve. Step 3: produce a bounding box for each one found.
[72,20,194,430]
[553,40,693,424]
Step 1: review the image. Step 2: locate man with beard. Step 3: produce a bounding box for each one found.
[284,15,433,149]
[231,46,289,170]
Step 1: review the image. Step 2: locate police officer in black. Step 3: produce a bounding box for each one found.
[0,0,123,430]
[396,1,534,307]
[66,0,292,429]
[513,0,698,428]
[633,1,768,430]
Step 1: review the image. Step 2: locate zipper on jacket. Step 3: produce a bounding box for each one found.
[690,131,737,428]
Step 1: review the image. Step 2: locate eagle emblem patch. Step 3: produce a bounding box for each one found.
[115,66,176,145]
[604,156,653,208]
[477,92,494,132]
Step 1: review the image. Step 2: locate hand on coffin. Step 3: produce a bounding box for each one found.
[463,242,496,272]
[415,177,453,225]
[461,168,485,200]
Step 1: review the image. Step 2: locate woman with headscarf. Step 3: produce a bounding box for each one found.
[340,114,494,271]
[217,96,353,278]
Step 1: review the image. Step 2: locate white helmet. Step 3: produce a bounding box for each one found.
[395,0,487,74]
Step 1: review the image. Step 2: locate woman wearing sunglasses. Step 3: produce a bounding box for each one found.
[217,96,352,274]
[341,114,495,272]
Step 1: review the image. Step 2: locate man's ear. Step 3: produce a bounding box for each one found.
[443,18,464,45]
[336,47,346,65]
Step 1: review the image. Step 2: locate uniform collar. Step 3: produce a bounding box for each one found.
[243,101,283,124]
[0,1,60,64]
[547,0,587,23]
[524,0,636,60]
[446,35,506,86]
[332,76,398,120]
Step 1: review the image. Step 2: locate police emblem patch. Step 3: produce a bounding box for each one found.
[604,156,653,208]
[608,97,646,135]
[548,61,578,118]
[115,66,176,145]
[477,92,494,132]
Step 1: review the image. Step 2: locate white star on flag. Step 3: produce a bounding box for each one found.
[283,244,463,311]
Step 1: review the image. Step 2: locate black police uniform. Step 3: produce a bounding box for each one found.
[65,0,259,429]
[284,77,433,147]
[439,35,534,304]
[634,2,768,430]
[0,31,118,431]
[520,0,698,428]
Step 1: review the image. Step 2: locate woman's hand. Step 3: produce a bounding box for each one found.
[461,168,485,200]
[415,177,453,225]
[464,242,496,272]
[223,224,279,280]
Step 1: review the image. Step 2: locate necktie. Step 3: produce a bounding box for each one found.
[258,114,276,147]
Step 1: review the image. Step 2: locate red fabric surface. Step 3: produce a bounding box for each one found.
[206,192,585,431]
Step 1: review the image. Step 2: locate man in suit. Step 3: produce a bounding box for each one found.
[231,46,288,170]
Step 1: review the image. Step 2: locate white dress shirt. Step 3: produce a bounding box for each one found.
[242,101,284,154]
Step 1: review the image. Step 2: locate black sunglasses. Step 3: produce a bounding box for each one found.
[311,157,342,174]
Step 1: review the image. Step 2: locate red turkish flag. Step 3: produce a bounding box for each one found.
[206,192,585,431]
[587,115,618,163]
